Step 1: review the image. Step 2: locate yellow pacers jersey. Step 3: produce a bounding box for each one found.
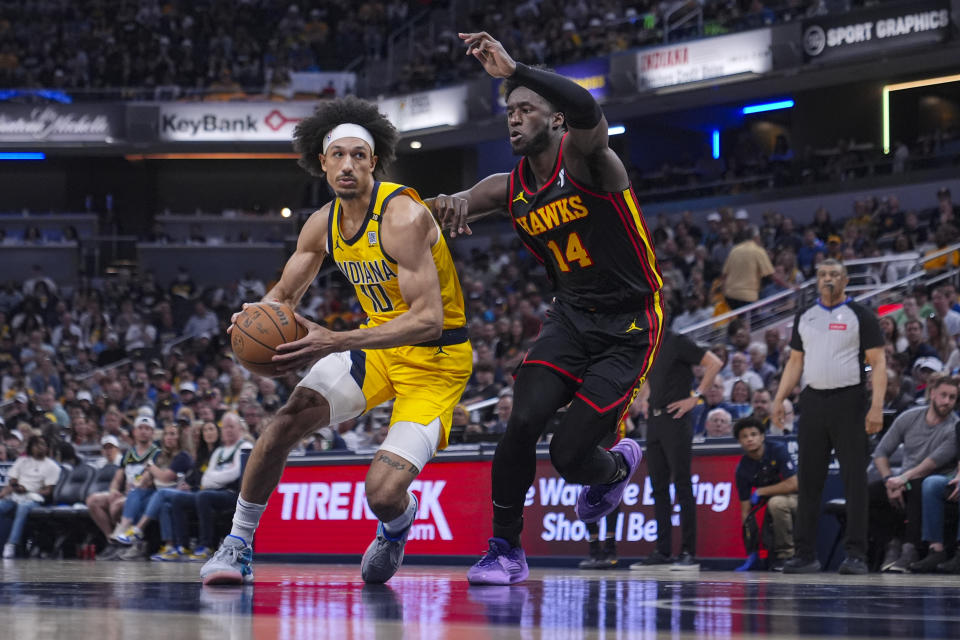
[328,181,466,331]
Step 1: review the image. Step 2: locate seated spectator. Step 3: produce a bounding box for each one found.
[0,435,61,558]
[734,417,798,571]
[167,412,252,561]
[448,404,470,444]
[670,291,713,332]
[87,416,160,559]
[486,391,513,436]
[749,389,774,432]
[769,399,795,436]
[723,352,763,400]
[93,434,123,468]
[114,424,194,558]
[747,342,776,388]
[913,453,960,573]
[704,408,733,438]
[726,379,754,419]
[902,319,938,369]
[870,376,958,573]
[462,360,501,406]
[690,380,733,435]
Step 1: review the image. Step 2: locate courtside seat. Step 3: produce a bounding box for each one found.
[28,464,97,519]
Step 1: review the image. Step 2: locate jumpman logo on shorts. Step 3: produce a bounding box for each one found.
[435,346,448,356]
[625,318,644,333]
[512,191,528,205]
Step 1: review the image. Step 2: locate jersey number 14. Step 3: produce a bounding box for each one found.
[545,231,594,272]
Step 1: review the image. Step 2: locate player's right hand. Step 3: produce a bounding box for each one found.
[227,303,252,335]
[459,32,517,78]
[431,194,471,237]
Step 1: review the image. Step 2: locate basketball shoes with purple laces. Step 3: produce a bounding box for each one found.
[466,537,529,585]
[575,438,642,523]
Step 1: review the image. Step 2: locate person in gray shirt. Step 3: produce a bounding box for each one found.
[871,375,958,572]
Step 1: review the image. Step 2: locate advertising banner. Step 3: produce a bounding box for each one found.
[377,85,468,133]
[802,0,950,62]
[256,454,744,559]
[157,103,318,142]
[0,104,124,142]
[493,58,610,114]
[634,30,772,91]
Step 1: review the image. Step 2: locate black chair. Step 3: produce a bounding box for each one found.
[88,464,119,495]
[27,464,97,556]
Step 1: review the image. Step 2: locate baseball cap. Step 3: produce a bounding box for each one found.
[77,390,93,402]
[100,434,120,448]
[8,429,24,442]
[914,356,943,372]
[179,381,197,394]
[134,415,156,429]
[14,392,28,404]
[734,209,749,221]
[137,406,154,418]
[151,367,168,378]
[706,211,721,222]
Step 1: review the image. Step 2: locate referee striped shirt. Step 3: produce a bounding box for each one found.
[790,297,883,390]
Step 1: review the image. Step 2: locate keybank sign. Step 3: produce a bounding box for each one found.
[158,103,319,141]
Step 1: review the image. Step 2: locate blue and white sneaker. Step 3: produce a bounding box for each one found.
[114,526,143,546]
[200,535,253,585]
[361,494,418,584]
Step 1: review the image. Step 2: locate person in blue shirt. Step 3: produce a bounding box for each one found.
[734,417,798,571]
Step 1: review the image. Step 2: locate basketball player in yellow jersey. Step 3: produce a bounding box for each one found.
[200,96,472,586]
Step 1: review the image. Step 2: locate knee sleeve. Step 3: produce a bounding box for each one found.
[379,418,441,472]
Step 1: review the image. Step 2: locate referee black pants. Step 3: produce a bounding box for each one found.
[795,385,869,560]
[646,413,696,556]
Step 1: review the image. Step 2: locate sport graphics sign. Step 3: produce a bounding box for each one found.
[158,103,319,141]
[634,30,772,91]
[0,105,123,142]
[256,454,743,558]
[802,0,950,62]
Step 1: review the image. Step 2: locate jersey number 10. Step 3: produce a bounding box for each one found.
[360,283,394,313]
[545,231,594,272]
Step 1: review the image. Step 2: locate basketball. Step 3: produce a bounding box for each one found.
[230,302,307,377]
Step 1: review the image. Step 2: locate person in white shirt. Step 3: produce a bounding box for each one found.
[167,413,253,561]
[0,436,61,557]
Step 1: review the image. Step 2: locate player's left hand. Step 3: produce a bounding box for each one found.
[666,396,698,419]
[272,313,337,373]
[459,32,517,78]
[865,407,883,434]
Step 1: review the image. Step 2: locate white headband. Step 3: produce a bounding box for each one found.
[322,123,375,154]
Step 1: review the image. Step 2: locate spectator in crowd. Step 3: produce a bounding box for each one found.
[690,379,734,436]
[913,451,960,573]
[734,417,798,571]
[114,424,194,558]
[903,319,938,369]
[704,408,733,438]
[727,379,754,419]
[486,392,513,436]
[0,435,61,558]
[88,416,160,559]
[870,376,958,573]
[723,352,763,401]
[93,434,123,469]
[182,301,219,338]
[931,286,960,339]
[749,389,774,432]
[167,412,253,561]
[747,343,776,388]
[721,226,781,309]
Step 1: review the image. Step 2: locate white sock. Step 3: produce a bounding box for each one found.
[229,497,267,544]
[383,491,418,538]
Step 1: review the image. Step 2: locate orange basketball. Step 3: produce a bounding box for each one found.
[230,302,307,377]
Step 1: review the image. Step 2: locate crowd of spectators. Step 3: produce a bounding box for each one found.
[0,0,901,100]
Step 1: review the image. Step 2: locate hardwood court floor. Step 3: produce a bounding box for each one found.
[0,559,956,639]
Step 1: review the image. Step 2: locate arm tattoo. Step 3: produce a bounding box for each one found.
[376,454,406,471]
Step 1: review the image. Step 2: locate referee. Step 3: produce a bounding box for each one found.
[772,258,885,575]
[634,330,723,570]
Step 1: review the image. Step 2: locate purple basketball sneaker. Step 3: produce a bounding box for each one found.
[575,438,642,523]
[466,538,530,585]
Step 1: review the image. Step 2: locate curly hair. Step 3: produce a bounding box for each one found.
[293,96,398,179]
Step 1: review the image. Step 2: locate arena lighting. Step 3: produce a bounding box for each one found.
[124,153,299,161]
[0,152,45,160]
[741,100,795,115]
[280,207,292,218]
[712,129,721,160]
[883,73,960,154]
[409,140,422,149]
[607,125,626,136]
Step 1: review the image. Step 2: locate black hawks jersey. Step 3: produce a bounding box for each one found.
[507,135,662,311]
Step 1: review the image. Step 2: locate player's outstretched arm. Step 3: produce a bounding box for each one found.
[426,172,509,238]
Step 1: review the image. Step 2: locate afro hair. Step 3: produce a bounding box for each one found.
[293,96,398,179]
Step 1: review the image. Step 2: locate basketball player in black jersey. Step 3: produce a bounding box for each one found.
[430,32,664,585]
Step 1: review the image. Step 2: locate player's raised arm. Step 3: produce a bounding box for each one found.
[425,172,509,238]
[460,32,610,159]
